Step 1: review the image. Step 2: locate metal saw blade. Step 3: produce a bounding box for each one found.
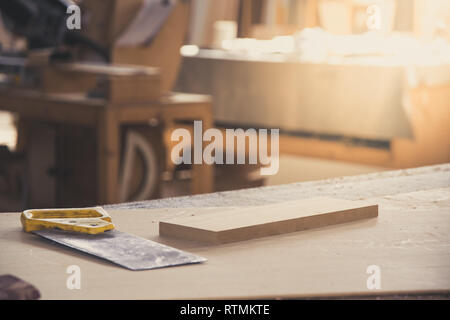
[34,229,206,271]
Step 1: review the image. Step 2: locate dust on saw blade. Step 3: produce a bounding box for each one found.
[33,229,207,271]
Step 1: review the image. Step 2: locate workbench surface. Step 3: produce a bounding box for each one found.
[1,164,449,299]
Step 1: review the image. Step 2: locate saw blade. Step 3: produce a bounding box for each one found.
[34,229,206,271]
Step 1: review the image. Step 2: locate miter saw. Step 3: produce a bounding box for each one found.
[0,0,110,85]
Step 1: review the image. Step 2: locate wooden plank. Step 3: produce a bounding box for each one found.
[105,76,162,103]
[279,134,393,167]
[41,63,163,103]
[159,197,378,244]
[51,63,159,77]
[40,67,97,95]
[0,90,101,126]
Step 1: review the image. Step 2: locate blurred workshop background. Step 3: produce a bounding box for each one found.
[0,0,449,211]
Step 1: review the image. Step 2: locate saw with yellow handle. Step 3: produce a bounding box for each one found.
[21,207,115,235]
[21,207,206,270]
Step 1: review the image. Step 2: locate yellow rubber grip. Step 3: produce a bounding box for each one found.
[21,207,115,235]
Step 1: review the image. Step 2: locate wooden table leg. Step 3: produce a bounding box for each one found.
[15,116,30,153]
[191,162,214,194]
[97,109,120,204]
[191,107,214,195]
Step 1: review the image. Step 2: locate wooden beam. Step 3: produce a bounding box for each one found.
[159,197,378,244]
[279,134,392,167]
[97,109,120,204]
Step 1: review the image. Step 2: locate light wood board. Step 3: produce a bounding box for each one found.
[159,197,378,244]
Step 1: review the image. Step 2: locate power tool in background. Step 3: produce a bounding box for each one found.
[0,0,109,65]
